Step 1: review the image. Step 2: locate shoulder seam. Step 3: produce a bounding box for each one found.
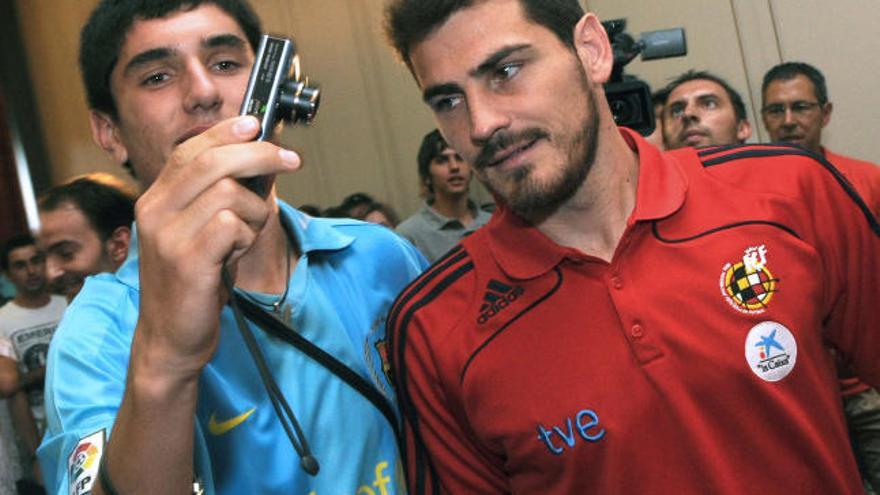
[697,145,879,235]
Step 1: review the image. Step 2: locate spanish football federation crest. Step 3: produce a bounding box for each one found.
[719,244,779,314]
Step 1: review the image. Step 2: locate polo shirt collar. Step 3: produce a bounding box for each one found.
[116,200,354,289]
[421,199,481,228]
[485,127,688,280]
[280,200,355,254]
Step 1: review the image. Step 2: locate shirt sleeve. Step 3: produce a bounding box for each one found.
[37,279,135,495]
[389,269,508,495]
[810,161,880,387]
[0,337,14,360]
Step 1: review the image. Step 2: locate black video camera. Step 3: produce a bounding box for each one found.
[239,34,321,196]
[603,20,686,136]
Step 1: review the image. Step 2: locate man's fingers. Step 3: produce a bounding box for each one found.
[194,209,260,267]
[149,115,301,205]
[153,178,270,254]
[172,116,261,169]
[146,140,300,214]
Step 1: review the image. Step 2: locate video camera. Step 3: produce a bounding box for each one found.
[602,20,687,136]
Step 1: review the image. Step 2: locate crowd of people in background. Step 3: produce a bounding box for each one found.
[0,1,877,494]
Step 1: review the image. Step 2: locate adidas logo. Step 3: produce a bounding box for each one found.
[477,279,524,324]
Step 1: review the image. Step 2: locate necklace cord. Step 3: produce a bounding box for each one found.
[236,232,293,312]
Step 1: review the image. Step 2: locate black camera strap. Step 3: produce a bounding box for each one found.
[233,293,402,447]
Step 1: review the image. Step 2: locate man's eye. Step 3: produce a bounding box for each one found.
[492,63,521,84]
[429,95,462,113]
[703,99,718,109]
[214,60,240,72]
[141,72,170,86]
[669,104,684,118]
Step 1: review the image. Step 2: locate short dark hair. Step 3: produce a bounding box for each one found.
[761,61,828,106]
[384,0,584,71]
[339,192,377,218]
[1,234,37,272]
[417,129,451,182]
[662,70,748,121]
[652,88,669,108]
[80,0,262,118]
[39,174,137,242]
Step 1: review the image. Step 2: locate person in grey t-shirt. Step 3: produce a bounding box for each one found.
[397,129,492,262]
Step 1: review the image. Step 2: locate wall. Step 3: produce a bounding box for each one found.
[12,0,879,219]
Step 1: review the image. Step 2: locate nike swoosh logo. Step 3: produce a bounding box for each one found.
[208,407,256,435]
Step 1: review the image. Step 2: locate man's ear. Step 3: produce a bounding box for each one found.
[573,13,614,85]
[104,226,132,266]
[820,102,833,129]
[89,110,129,165]
[737,119,753,143]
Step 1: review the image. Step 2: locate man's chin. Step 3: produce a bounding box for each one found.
[683,136,710,148]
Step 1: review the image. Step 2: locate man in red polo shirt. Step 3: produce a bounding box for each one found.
[383,0,880,493]
[761,62,878,214]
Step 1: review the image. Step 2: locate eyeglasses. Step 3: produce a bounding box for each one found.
[761,101,822,119]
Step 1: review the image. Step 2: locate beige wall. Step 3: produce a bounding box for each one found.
[13,0,879,218]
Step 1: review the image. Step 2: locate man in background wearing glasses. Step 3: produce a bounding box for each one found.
[762,61,880,494]
[761,62,878,213]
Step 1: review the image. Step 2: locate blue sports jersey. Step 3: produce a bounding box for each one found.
[38,202,427,495]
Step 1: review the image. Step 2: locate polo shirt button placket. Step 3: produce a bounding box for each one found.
[631,324,644,339]
[611,273,624,290]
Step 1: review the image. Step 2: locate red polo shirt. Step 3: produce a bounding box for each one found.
[388,129,879,494]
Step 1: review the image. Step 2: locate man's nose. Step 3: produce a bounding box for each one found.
[682,101,700,123]
[183,61,222,113]
[468,91,510,147]
[45,256,64,282]
[782,107,797,126]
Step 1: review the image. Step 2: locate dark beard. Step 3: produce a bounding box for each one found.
[475,86,600,223]
[507,95,599,221]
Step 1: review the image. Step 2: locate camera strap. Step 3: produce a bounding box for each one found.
[233,293,402,447]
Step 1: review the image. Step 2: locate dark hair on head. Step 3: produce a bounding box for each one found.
[761,61,828,106]
[39,173,138,242]
[662,70,748,121]
[1,234,37,272]
[322,206,348,218]
[298,204,322,217]
[652,88,669,107]
[417,129,451,182]
[384,0,584,71]
[339,192,377,218]
[79,0,262,118]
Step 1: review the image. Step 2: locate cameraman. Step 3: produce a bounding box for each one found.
[37,1,426,494]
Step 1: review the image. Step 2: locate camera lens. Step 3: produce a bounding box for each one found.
[278,79,320,124]
[609,98,635,124]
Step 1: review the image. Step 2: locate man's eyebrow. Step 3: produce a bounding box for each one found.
[122,47,175,77]
[470,44,530,78]
[423,83,464,104]
[121,34,247,78]
[421,44,531,103]
[47,240,76,252]
[204,33,247,51]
